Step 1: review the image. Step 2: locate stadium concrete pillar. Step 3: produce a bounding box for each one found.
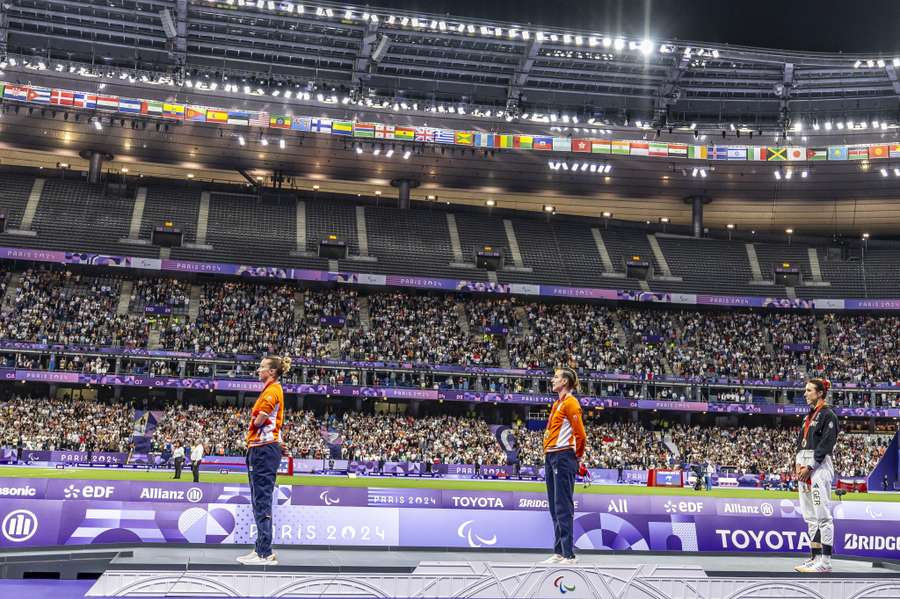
[390,178,420,209]
[683,195,711,238]
[80,150,113,184]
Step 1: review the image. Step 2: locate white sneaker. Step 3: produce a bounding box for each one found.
[239,553,278,566]
[793,557,817,572]
[540,554,564,564]
[796,557,831,573]
[559,557,579,566]
[236,550,258,564]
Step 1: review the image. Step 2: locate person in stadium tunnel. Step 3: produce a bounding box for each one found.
[541,367,587,565]
[794,378,839,574]
[236,355,290,566]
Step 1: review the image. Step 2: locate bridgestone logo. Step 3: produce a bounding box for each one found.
[844,534,900,551]
[0,487,37,497]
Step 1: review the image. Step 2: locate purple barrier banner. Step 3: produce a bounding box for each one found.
[319,316,346,327]
[144,305,173,315]
[845,299,900,310]
[482,325,509,335]
[637,399,708,412]
[784,343,813,352]
[2,482,899,559]
[539,285,619,300]
[19,451,127,465]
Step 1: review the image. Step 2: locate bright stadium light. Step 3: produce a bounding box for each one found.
[279,139,286,149]
[385,148,394,158]
[402,150,412,160]
[774,170,782,180]
[260,137,269,146]
[238,135,246,146]
[881,168,889,177]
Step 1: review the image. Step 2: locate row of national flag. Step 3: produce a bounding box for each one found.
[3,81,900,160]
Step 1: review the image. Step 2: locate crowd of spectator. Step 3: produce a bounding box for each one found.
[4,270,900,391]
[0,269,148,348]
[1,395,891,480]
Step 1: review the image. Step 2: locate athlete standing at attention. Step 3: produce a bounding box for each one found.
[794,378,839,573]
[237,355,290,566]
[541,367,587,565]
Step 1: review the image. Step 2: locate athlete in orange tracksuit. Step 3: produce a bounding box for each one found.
[541,367,587,564]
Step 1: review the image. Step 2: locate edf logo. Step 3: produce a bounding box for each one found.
[63,484,116,499]
[2,510,38,542]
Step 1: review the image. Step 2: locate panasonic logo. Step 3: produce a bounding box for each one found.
[0,486,37,497]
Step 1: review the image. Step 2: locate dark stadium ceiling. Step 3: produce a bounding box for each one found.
[0,0,899,234]
[1,0,900,132]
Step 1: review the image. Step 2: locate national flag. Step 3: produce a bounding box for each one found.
[475,132,497,148]
[748,146,767,161]
[249,112,268,127]
[868,145,889,159]
[227,111,251,126]
[162,103,185,119]
[848,145,868,160]
[827,146,848,160]
[806,148,827,161]
[456,131,474,146]
[2,85,29,102]
[552,137,571,152]
[50,89,74,106]
[668,143,687,157]
[532,135,552,150]
[514,135,533,149]
[269,115,292,129]
[185,106,207,122]
[27,87,51,104]
[890,143,900,158]
[497,135,514,148]
[415,128,436,143]
[767,147,787,161]
[611,140,630,155]
[142,100,163,115]
[572,139,592,153]
[353,122,376,138]
[394,127,415,141]
[687,145,707,160]
[435,129,456,144]
[291,117,310,132]
[332,120,353,136]
[375,124,395,139]
[786,147,806,161]
[309,118,332,134]
[205,109,228,123]
[591,140,611,154]
[629,141,650,157]
[73,92,97,110]
[117,98,142,114]
[96,95,119,111]
[649,142,668,157]
[710,146,747,160]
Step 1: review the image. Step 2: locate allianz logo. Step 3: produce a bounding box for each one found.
[723,502,775,516]
[0,486,37,497]
[139,487,204,503]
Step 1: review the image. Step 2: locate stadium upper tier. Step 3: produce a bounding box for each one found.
[0,173,896,299]
[2,0,899,133]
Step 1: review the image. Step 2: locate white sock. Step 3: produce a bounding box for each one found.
[821,555,831,565]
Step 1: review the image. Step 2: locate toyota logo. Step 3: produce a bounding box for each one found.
[2,510,38,543]
[186,488,203,503]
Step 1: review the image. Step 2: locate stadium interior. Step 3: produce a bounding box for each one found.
[0,0,898,596]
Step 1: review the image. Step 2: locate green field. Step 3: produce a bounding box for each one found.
[1,466,897,501]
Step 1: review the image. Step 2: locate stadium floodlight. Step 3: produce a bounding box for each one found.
[373,147,381,156]
[604,164,612,173]
[602,211,612,218]
[312,184,320,190]
[402,150,412,160]
[543,205,555,212]
[801,170,808,178]
[726,223,735,229]
[699,169,707,178]
[854,60,862,68]
[660,217,670,223]
[785,170,793,179]
[895,168,900,177]
[385,149,394,158]
[640,39,653,55]
[895,58,900,67]
[871,120,880,128]
[863,233,870,240]
[485,199,496,207]
[238,135,246,146]
[613,38,625,51]
[602,36,612,48]
[881,168,889,177]
[691,168,699,177]
[93,119,102,131]
[279,139,285,149]
[355,145,363,154]
[835,122,844,130]
[877,59,885,68]
[785,228,793,234]
[260,137,269,146]
[774,170,781,180]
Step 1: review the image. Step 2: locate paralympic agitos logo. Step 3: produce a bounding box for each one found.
[553,576,576,594]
